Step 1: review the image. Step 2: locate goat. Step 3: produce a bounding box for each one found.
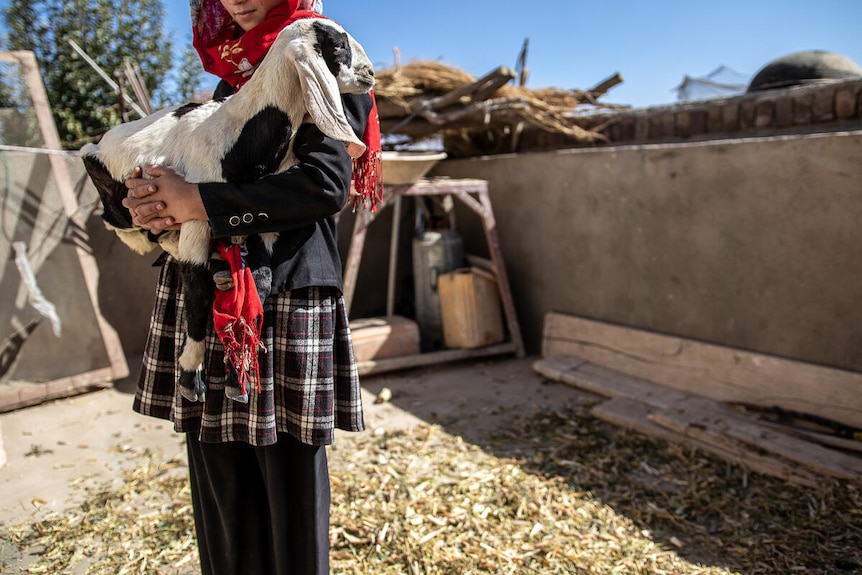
[81,16,374,403]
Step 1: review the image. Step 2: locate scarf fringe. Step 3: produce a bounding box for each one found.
[212,243,264,396]
[217,315,264,396]
[351,91,383,212]
[352,149,383,212]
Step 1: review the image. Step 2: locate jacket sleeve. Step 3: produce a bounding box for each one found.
[198,92,374,238]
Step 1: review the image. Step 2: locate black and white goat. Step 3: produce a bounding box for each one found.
[81,16,374,403]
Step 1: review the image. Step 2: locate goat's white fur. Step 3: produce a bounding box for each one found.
[83,16,373,266]
[81,16,374,402]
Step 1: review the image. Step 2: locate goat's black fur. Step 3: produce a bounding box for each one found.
[81,16,374,405]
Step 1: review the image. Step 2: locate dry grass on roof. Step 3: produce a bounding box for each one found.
[373,60,618,152]
[374,59,606,112]
[375,60,478,100]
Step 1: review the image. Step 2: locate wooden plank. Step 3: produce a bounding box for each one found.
[542,312,862,428]
[356,342,517,376]
[0,367,114,413]
[533,356,691,410]
[592,397,820,487]
[758,422,862,454]
[541,355,861,484]
[652,396,862,482]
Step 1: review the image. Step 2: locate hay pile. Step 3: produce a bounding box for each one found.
[2,404,860,574]
[1,452,197,574]
[373,60,622,155]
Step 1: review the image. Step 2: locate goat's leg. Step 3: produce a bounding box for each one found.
[178,263,213,402]
[245,234,274,304]
[207,253,250,403]
[216,237,271,404]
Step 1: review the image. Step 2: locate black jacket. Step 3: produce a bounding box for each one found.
[197,84,373,295]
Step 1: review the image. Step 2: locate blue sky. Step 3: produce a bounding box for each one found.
[10,0,862,109]
[162,0,861,108]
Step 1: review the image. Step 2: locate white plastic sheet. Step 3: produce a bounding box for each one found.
[12,241,62,337]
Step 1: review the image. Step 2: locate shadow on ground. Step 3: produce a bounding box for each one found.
[358,356,862,575]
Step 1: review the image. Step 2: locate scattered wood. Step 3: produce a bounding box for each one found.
[649,396,862,482]
[591,396,821,487]
[373,60,627,156]
[587,72,624,99]
[535,355,689,410]
[534,354,862,485]
[123,61,153,116]
[757,421,862,454]
[541,311,862,429]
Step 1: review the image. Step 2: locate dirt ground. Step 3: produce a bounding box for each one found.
[0,354,588,570]
[4,353,861,575]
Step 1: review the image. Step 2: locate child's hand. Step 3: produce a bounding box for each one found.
[123,166,205,232]
[123,166,170,230]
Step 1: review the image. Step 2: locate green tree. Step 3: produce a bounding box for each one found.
[174,39,208,103]
[0,61,42,148]
[2,0,175,148]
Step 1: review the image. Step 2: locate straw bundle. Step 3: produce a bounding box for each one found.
[373,60,624,154]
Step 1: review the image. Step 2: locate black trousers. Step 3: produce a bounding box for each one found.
[186,433,330,575]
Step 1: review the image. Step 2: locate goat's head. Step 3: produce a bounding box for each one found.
[277,17,375,158]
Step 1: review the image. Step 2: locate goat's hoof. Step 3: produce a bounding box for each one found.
[179,385,205,402]
[225,386,249,403]
[252,267,273,303]
[213,270,234,291]
[179,370,207,402]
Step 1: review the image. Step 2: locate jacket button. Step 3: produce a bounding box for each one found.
[228,215,241,227]
[242,212,254,224]
[258,212,270,221]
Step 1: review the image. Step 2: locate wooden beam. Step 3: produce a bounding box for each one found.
[542,312,862,428]
[648,396,862,482]
[0,51,129,386]
[591,397,821,487]
[356,342,518,376]
[587,72,624,98]
[536,357,860,485]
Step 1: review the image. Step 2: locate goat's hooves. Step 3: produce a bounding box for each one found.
[225,387,249,403]
[179,386,206,402]
[179,370,207,402]
[213,270,234,291]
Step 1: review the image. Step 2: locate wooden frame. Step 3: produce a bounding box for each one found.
[0,51,128,412]
[343,178,525,376]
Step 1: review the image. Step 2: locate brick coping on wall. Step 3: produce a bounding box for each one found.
[589,77,862,146]
[498,78,862,154]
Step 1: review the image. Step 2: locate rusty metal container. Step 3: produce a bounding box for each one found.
[412,229,464,351]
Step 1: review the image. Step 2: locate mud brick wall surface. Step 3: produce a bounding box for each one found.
[596,78,862,145]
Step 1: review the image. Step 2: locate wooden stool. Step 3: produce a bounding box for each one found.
[343,178,525,375]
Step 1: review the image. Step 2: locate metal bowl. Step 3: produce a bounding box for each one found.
[382,151,447,185]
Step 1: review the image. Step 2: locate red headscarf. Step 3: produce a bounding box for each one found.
[192,0,301,90]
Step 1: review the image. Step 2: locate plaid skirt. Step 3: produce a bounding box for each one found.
[133,257,364,447]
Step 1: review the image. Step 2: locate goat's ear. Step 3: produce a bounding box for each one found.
[290,40,366,158]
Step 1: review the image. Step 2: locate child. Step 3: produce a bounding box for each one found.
[123,1,375,573]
